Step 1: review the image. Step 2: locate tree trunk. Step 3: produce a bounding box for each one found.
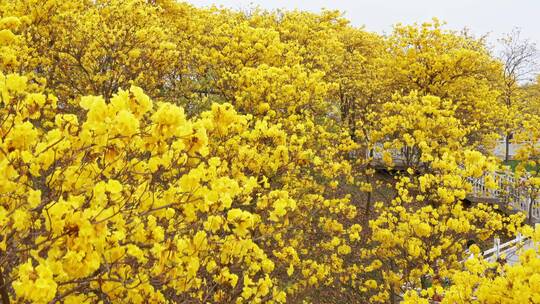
[0,268,10,304]
[364,177,372,222]
[528,196,535,226]
[389,287,397,304]
[505,132,511,163]
[364,149,373,224]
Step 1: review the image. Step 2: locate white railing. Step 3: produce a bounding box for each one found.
[403,229,538,302]
[482,233,527,262]
[462,233,537,268]
[467,170,519,199]
[368,145,540,221]
[467,170,540,223]
[367,145,408,167]
[468,223,540,263]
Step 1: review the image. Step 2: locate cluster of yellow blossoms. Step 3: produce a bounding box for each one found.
[0,0,539,303]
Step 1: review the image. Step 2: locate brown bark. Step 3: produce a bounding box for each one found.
[505,132,511,163]
[0,268,10,304]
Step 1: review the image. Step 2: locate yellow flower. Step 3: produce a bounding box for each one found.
[0,29,16,45]
[28,190,41,209]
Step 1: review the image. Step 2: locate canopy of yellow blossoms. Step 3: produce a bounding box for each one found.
[0,0,538,303]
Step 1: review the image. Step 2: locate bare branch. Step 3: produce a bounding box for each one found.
[498,28,539,84]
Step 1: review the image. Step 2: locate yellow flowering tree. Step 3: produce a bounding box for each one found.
[385,19,504,148]
[0,1,534,303]
[403,226,540,304]
[0,10,362,303]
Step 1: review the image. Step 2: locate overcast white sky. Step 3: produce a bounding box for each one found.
[186,0,540,49]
